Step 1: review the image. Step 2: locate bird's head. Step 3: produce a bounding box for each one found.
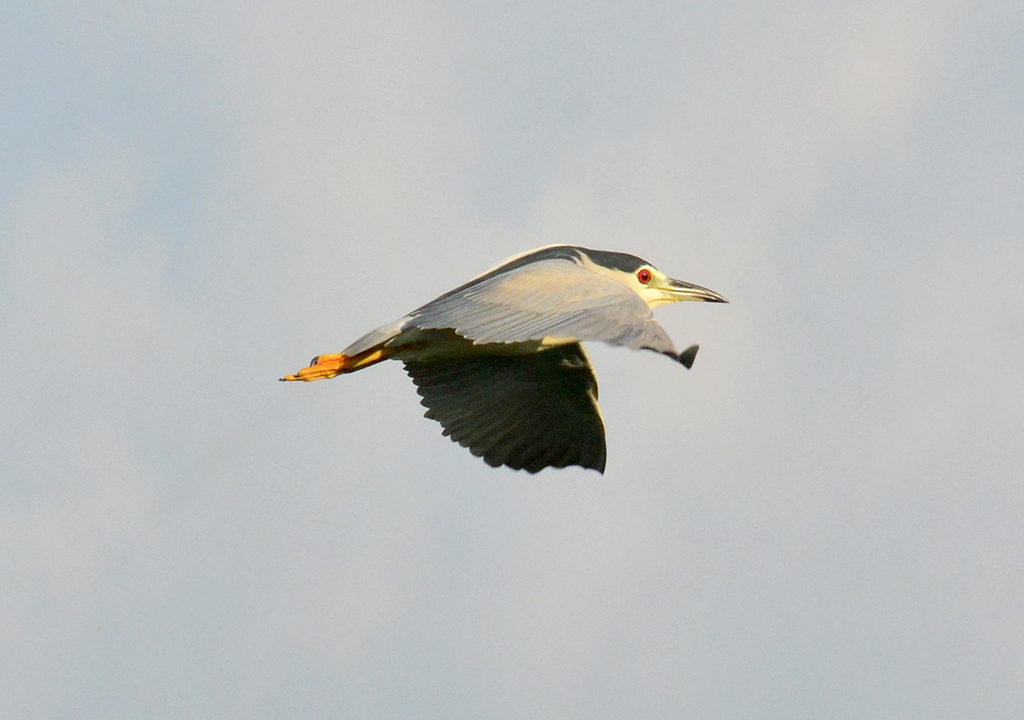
[577,249,729,308]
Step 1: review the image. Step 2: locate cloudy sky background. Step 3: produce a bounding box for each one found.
[2,1,1023,717]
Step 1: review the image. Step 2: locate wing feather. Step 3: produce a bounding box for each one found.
[404,342,607,473]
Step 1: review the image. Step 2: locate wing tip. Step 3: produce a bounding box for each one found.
[677,344,699,369]
[517,459,605,474]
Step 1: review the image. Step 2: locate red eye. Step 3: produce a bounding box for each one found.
[637,269,651,284]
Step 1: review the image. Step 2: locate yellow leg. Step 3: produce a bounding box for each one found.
[280,347,390,382]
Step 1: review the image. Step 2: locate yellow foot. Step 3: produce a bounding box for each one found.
[280,346,390,382]
[280,353,347,382]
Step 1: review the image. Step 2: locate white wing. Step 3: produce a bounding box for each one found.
[405,259,680,356]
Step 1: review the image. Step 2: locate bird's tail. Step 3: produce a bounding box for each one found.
[280,345,391,382]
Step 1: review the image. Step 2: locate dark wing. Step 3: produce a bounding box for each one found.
[404,343,606,473]
[405,259,680,357]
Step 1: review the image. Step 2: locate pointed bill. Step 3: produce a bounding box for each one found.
[666,279,729,303]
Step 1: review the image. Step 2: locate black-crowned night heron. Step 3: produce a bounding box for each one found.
[282,245,727,473]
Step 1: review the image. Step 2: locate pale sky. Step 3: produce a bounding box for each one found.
[2,1,1023,717]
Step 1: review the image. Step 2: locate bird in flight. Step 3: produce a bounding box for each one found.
[282,245,727,473]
